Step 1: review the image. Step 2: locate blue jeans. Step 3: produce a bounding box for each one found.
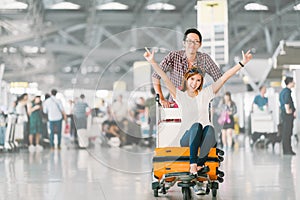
[0,126,6,145]
[49,119,62,147]
[180,123,217,165]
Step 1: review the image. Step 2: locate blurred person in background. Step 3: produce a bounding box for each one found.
[219,92,237,150]
[252,85,268,112]
[111,94,128,124]
[279,77,296,155]
[65,99,76,140]
[28,96,44,152]
[73,94,90,131]
[0,106,8,147]
[16,93,29,147]
[43,89,67,150]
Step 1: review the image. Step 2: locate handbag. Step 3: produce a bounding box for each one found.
[64,123,70,134]
[218,111,231,125]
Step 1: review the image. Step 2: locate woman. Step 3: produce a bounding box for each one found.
[15,93,29,146]
[144,48,252,174]
[28,96,44,152]
[220,92,237,149]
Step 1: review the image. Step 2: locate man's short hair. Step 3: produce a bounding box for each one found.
[51,89,57,96]
[284,77,293,86]
[80,94,85,99]
[183,28,202,42]
[259,85,266,91]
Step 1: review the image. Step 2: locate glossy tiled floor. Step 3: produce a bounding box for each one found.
[0,134,299,200]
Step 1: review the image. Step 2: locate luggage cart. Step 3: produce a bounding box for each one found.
[4,113,19,152]
[250,110,279,148]
[152,97,224,199]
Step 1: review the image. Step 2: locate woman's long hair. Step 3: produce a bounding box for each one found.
[222,91,234,105]
[181,67,204,92]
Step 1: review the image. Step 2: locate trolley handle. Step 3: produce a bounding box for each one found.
[155,94,161,106]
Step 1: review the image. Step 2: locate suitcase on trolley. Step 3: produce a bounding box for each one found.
[153,147,224,182]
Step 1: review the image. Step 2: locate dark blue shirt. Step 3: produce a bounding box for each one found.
[253,95,268,108]
[279,87,295,112]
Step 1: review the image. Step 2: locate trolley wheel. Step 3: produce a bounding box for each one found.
[153,189,159,197]
[216,148,224,156]
[206,187,210,195]
[212,188,217,197]
[161,186,167,194]
[182,187,191,200]
[217,169,225,177]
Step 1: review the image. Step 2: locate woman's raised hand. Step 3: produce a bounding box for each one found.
[241,50,253,65]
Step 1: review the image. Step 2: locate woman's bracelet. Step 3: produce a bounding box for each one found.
[239,62,244,67]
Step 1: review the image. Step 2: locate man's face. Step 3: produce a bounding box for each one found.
[290,81,295,88]
[183,33,201,54]
[261,87,266,95]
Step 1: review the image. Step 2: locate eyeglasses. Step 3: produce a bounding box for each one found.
[188,68,204,76]
[185,39,201,46]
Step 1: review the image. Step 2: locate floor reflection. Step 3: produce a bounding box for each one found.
[0,134,299,200]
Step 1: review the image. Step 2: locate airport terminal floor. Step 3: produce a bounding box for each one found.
[1,128,299,200]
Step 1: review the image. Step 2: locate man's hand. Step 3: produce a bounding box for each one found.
[144,47,154,63]
[160,99,171,108]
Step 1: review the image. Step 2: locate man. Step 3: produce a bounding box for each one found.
[43,89,67,150]
[152,28,223,107]
[111,95,127,122]
[73,94,90,130]
[73,94,91,148]
[252,85,268,112]
[279,77,296,155]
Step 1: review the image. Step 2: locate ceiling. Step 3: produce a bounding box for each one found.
[0,0,300,92]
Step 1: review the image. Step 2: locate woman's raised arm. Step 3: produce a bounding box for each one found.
[212,50,253,94]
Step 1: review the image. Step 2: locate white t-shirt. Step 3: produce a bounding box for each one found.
[111,101,127,121]
[16,103,28,123]
[43,96,64,121]
[174,85,215,137]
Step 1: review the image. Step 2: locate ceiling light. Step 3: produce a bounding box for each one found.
[97,2,128,10]
[244,3,268,11]
[50,2,80,10]
[289,65,300,70]
[294,3,300,10]
[23,46,39,54]
[146,3,176,11]
[9,47,17,53]
[0,0,28,9]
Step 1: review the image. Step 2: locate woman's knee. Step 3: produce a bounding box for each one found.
[204,125,215,135]
[203,126,216,142]
[190,123,203,131]
[180,131,189,147]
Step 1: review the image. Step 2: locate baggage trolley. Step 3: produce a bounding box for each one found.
[152,97,224,199]
[250,110,278,148]
[4,113,19,152]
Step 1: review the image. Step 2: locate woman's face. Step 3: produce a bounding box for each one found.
[187,73,202,92]
[224,94,230,102]
[34,97,41,104]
